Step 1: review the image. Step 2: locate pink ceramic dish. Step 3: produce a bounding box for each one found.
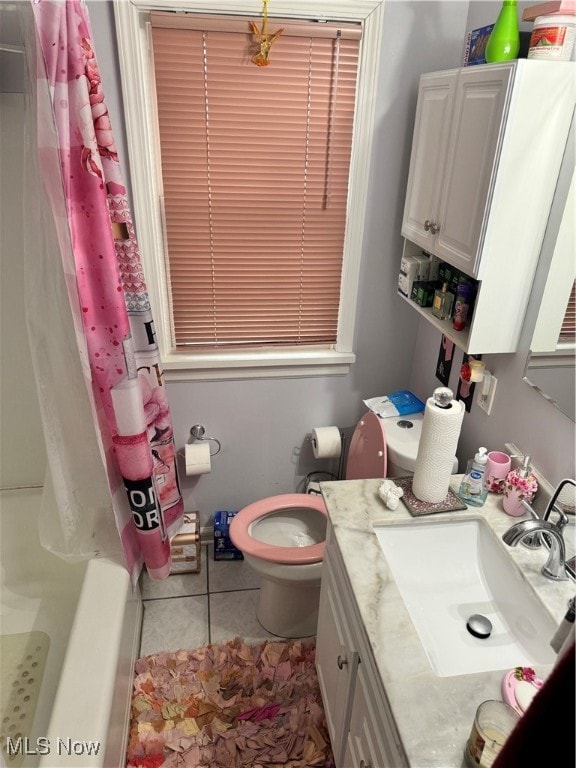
[501,667,544,715]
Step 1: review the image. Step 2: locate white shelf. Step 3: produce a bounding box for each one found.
[398,290,471,352]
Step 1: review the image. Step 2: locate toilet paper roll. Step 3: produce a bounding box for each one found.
[311,426,342,459]
[185,442,212,476]
[411,394,464,503]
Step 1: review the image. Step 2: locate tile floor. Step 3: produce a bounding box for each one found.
[138,544,286,657]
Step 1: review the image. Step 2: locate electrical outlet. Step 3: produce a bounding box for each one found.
[477,375,497,415]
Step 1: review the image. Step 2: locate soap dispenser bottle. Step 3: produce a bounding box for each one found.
[503,455,539,516]
[459,447,488,507]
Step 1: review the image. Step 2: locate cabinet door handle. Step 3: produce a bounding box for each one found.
[430,221,441,235]
[337,655,348,669]
[424,219,432,231]
[360,761,372,768]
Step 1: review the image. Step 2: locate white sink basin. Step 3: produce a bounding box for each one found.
[373,518,557,677]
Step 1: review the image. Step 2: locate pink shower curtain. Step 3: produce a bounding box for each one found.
[31,0,184,580]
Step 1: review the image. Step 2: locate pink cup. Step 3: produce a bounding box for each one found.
[484,451,511,493]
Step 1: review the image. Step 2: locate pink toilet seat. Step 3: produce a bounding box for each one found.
[229,494,327,565]
[230,415,387,566]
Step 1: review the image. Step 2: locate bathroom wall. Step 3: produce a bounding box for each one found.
[465,0,534,38]
[0,6,47,490]
[2,1,573,532]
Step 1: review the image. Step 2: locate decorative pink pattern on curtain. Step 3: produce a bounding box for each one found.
[31,0,183,580]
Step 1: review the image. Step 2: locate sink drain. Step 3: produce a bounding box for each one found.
[466,614,493,639]
[1,631,50,767]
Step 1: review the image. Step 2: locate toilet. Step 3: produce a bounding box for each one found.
[229,410,455,638]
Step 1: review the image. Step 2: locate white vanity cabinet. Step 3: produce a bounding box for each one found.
[342,661,407,768]
[315,544,359,763]
[316,525,408,768]
[400,60,576,354]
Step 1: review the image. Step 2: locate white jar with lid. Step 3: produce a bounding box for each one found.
[528,14,576,60]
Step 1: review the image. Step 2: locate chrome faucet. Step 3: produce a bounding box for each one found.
[520,495,570,550]
[503,518,569,581]
[518,478,575,580]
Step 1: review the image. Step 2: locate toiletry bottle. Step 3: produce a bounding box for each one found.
[503,455,539,516]
[551,597,575,654]
[459,447,488,507]
[453,279,472,331]
[485,0,520,63]
[432,282,454,320]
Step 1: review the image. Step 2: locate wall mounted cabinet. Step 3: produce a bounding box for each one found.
[400,60,576,354]
[315,525,408,768]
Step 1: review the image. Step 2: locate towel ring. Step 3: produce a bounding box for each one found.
[189,424,222,456]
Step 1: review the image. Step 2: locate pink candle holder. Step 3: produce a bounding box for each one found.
[484,451,511,493]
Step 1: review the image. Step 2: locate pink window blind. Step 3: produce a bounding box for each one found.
[150,12,361,349]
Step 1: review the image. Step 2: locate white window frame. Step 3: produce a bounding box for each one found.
[113,0,384,381]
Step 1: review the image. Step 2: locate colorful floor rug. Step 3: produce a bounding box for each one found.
[126,637,334,768]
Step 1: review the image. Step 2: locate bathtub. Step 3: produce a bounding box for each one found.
[0,487,142,768]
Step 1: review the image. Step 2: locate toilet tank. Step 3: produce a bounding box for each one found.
[385,412,458,477]
[346,411,458,479]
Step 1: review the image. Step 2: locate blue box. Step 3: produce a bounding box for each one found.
[213,510,244,560]
[463,24,494,66]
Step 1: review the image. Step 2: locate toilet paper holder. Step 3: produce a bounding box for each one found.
[179,424,222,458]
[189,424,222,456]
[307,428,347,480]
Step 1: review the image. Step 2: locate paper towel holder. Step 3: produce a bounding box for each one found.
[189,424,222,456]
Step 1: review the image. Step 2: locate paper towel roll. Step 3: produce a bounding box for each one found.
[311,427,342,459]
[411,392,464,503]
[185,442,212,476]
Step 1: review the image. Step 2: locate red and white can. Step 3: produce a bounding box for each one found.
[528,14,576,60]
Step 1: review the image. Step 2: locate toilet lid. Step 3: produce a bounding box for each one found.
[345,411,387,479]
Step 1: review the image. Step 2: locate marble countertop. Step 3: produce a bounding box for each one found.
[320,476,574,768]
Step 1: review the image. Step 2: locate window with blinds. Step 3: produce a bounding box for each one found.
[149,12,361,350]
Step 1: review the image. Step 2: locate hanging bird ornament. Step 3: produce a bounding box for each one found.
[250,0,283,66]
